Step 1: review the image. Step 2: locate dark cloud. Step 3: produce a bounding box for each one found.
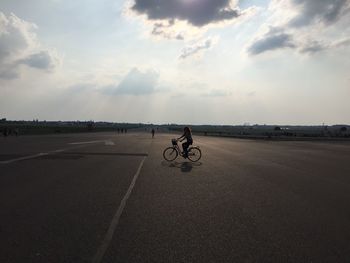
[179,38,214,59]
[289,0,350,27]
[248,28,295,55]
[106,68,159,95]
[18,51,59,70]
[131,0,241,27]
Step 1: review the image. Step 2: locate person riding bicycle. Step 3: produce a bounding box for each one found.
[177,126,193,158]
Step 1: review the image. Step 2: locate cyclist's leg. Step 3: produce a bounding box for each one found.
[182,142,189,157]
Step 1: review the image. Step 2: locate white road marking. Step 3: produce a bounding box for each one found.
[1,138,115,164]
[0,144,87,164]
[92,156,147,263]
[68,140,105,145]
[104,140,115,146]
[51,149,65,153]
[0,153,49,164]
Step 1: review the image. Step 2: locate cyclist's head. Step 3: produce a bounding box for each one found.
[184,126,191,133]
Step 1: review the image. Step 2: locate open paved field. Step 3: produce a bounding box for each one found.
[1,132,350,262]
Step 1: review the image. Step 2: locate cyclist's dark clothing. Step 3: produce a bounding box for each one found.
[179,130,193,157]
[182,141,192,156]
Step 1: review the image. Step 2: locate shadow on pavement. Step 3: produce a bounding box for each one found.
[161,160,202,173]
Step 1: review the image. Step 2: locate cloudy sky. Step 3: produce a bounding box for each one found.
[0,0,349,125]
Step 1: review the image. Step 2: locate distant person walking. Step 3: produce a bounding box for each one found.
[151,128,155,138]
[177,126,193,158]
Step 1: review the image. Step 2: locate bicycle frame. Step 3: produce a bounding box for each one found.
[172,140,183,156]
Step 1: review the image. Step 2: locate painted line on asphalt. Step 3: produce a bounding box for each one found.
[1,139,116,164]
[64,152,148,157]
[104,140,115,146]
[69,140,105,145]
[0,153,49,164]
[92,156,147,263]
[0,145,88,164]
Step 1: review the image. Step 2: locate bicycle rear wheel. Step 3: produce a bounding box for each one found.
[163,147,178,161]
[187,147,201,162]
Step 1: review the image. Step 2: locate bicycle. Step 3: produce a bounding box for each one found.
[163,139,202,162]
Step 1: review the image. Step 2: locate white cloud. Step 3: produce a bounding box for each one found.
[150,19,185,40]
[299,37,350,54]
[200,89,232,97]
[179,37,218,59]
[104,68,160,95]
[247,0,350,55]
[288,0,350,27]
[0,12,60,79]
[0,66,18,80]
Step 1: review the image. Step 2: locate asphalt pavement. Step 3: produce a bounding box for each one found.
[1,132,350,262]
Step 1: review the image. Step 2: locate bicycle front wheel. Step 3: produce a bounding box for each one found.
[187,147,201,162]
[163,147,178,161]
